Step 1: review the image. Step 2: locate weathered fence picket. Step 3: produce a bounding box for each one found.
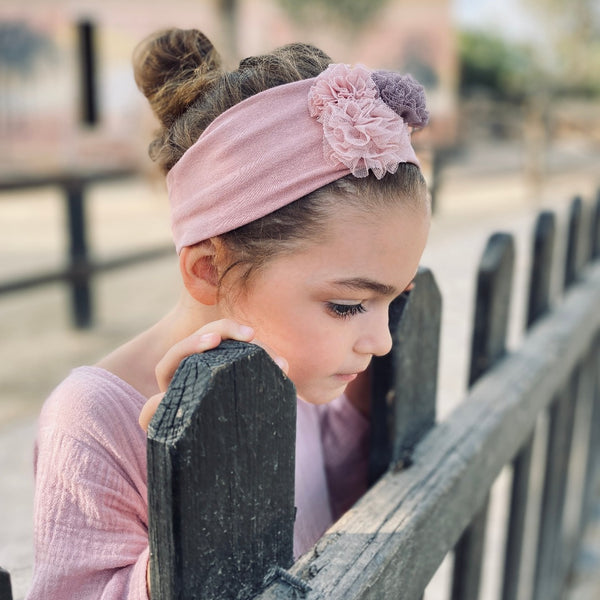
[369,267,441,483]
[452,232,515,600]
[147,343,297,599]
[564,195,584,287]
[580,340,600,533]
[501,210,555,600]
[145,192,600,600]
[533,195,590,600]
[592,189,600,258]
[0,568,12,600]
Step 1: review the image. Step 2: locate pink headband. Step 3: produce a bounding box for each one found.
[167,63,428,253]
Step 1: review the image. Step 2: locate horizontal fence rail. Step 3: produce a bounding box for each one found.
[0,170,173,327]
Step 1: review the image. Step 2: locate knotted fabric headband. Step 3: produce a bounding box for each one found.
[167,63,428,253]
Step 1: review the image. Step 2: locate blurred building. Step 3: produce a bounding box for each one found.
[0,0,458,175]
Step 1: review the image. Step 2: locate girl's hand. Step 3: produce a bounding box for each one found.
[139,319,288,431]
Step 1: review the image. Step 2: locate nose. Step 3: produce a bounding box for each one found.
[353,311,393,357]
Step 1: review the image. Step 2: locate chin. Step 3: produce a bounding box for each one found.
[297,384,347,406]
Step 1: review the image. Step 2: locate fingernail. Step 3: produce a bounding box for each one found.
[199,333,217,344]
[239,325,254,337]
[274,356,288,372]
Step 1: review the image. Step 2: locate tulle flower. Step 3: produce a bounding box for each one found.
[308,63,426,178]
[308,63,378,116]
[371,71,429,129]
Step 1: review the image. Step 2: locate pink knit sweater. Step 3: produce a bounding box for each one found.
[27,367,369,599]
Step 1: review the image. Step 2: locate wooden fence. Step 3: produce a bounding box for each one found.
[146,191,600,599]
[1,192,598,600]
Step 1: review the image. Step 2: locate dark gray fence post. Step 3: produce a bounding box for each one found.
[0,568,12,600]
[533,196,589,600]
[564,194,600,574]
[526,211,556,328]
[369,267,442,483]
[591,189,600,260]
[147,340,297,600]
[451,232,515,600]
[65,180,92,328]
[564,195,584,288]
[501,211,555,600]
[77,20,98,126]
[580,335,600,536]
[579,193,600,526]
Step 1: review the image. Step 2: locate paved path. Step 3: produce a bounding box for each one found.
[1,140,599,599]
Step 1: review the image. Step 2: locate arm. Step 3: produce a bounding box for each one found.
[28,372,149,600]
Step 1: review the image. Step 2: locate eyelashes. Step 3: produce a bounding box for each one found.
[326,302,367,319]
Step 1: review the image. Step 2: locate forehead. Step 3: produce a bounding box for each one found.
[268,202,430,289]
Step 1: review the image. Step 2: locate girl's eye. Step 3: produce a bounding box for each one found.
[326,302,367,319]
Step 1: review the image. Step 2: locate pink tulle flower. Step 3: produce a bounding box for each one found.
[308,63,418,179]
[308,63,378,119]
[319,97,406,179]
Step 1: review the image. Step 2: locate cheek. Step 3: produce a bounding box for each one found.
[285,326,342,376]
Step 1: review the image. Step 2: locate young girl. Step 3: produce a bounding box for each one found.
[27,29,430,599]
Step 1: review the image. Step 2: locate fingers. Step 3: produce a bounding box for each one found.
[155,319,255,392]
[142,318,289,433]
[139,392,165,432]
[154,331,222,392]
[252,339,289,375]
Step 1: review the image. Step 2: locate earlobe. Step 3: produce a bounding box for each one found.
[180,242,219,305]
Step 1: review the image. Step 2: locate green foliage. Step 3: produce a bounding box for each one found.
[276,0,389,29]
[458,30,540,103]
[522,0,600,96]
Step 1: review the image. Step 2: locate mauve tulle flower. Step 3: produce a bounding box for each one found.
[371,71,429,129]
[308,63,417,179]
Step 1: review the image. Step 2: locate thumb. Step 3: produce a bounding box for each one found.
[272,355,289,375]
[139,392,166,432]
[251,339,289,376]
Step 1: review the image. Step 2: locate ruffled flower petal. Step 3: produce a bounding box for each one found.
[308,63,378,119]
[371,71,429,129]
[320,99,406,179]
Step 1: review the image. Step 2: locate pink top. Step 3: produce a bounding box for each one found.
[27,366,369,599]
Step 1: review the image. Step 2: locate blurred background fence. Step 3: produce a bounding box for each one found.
[2,0,600,329]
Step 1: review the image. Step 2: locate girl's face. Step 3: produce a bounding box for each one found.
[223,200,430,405]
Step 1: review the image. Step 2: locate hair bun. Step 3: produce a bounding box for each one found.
[133,28,222,127]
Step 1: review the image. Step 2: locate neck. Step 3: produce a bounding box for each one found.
[97,288,222,398]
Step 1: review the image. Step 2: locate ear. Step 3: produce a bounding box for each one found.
[179,241,220,305]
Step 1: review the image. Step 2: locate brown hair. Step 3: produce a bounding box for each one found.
[134,28,428,285]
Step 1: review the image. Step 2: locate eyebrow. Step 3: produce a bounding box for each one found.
[329,277,398,297]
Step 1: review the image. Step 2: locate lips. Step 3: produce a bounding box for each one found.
[334,373,358,382]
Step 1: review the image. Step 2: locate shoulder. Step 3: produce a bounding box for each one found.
[36,367,147,470]
[41,366,145,430]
